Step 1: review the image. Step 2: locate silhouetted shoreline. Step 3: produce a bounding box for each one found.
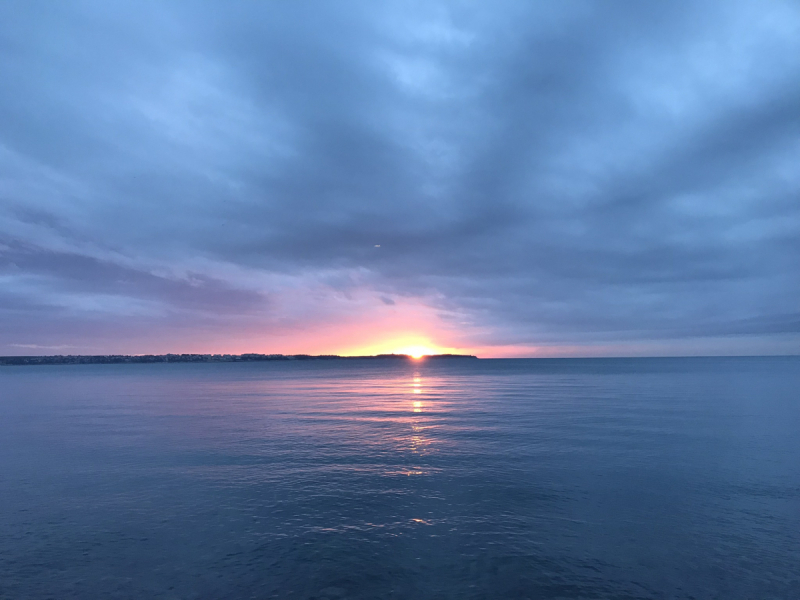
[0,353,478,366]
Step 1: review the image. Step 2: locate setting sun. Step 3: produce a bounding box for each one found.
[396,345,436,359]
[342,335,455,358]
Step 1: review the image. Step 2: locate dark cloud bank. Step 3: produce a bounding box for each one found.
[1,1,798,356]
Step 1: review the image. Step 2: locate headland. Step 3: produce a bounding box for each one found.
[0,353,478,366]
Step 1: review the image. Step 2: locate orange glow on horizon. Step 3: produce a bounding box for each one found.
[342,336,447,358]
[399,345,437,359]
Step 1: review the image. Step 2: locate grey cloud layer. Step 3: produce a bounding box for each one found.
[1,0,799,354]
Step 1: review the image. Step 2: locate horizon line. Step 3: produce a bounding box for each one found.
[1,352,798,366]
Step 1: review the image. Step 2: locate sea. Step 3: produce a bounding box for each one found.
[1,357,798,599]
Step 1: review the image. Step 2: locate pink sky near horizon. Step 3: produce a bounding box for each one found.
[10,293,797,358]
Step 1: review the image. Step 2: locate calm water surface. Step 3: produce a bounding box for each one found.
[1,357,799,599]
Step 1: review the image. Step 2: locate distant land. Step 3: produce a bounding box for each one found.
[0,353,478,366]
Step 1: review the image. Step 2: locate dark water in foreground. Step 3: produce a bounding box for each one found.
[1,357,798,599]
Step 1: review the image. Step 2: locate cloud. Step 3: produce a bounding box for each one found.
[1,0,799,356]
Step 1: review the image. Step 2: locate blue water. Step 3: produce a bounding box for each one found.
[1,357,798,599]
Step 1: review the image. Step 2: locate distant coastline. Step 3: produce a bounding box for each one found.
[0,353,478,366]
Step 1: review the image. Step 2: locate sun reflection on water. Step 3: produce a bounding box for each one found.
[251,367,450,476]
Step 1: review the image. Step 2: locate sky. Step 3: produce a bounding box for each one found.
[1,1,799,358]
